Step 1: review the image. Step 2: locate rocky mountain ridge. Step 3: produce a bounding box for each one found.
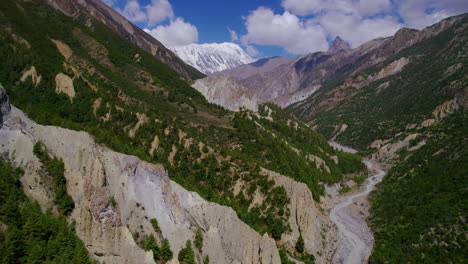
[170,42,254,75]
[0,1,365,262]
[42,0,204,80]
[327,36,350,54]
[1,105,281,264]
[192,15,466,112]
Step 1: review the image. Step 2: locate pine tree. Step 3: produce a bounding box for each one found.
[194,229,203,251]
[296,234,304,254]
[160,238,173,262]
[178,240,195,264]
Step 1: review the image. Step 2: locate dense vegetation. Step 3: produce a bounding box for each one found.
[0,159,93,263]
[33,142,74,215]
[0,0,363,250]
[370,113,467,263]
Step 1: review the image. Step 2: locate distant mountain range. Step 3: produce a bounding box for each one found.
[170,42,254,75]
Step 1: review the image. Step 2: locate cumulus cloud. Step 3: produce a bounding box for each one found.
[102,0,116,7]
[121,0,147,23]
[146,0,174,26]
[243,0,467,54]
[320,12,402,47]
[118,0,199,47]
[120,0,174,25]
[241,7,329,54]
[396,0,468,29]
[357,0,393,16]
[144,18,198,47]
[228,28,239,42]
[245,45,259,57]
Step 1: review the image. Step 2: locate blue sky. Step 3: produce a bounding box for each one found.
[104,0,468,58]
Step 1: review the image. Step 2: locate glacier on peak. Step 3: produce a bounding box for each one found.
[170,42,254,75]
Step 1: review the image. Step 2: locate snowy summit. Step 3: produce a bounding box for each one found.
[170,43,254,75]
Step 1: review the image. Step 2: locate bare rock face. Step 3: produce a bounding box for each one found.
[327,36,350,54]
[263,169,330,263]
[193,75,259,111]
[0,84,11,128]
[0,106,281,264]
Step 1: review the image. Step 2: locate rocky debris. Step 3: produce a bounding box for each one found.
[55,73,75,100]
[0,106,281,264]
[128,113,149,138]
[371,57,410,81]
[50,38,73,60]
[262,168,327,262]
[193,75,259,111]
[421,99,460,127]
[213,56,294,81]
[20,66,42,86]
[327,36,351,54]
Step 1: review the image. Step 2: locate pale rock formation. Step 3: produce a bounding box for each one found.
[20,66,42,86]
[50,38,73,60]
[193,75,259,111]
[55,73,76,99]
[371,57,410,81]
[262,168,327,262]
[0,106,281,264]
[128,113,149,138]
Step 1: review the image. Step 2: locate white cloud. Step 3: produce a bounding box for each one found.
[245,45,259,57]
[117,0,199,47]
[121,0,147,23]
[357,0,393,16]
[228,28,239,42]
[119,0,175,26]
[241,7,329,54]
[102,0,116,7]
[320,12,402,47]
[281,0,323,16]
[146,0,174,26]
[145,18,198,47]
[396,0,468,29]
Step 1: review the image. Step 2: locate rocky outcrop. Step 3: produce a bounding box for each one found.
[55,73,75,100]
[327,36,350,54]
[20,66,42,86]
[263,169,329,263]
[0,106,281,264]
[193,75,259,111]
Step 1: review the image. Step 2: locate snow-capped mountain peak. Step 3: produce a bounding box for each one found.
[170,42,254,75]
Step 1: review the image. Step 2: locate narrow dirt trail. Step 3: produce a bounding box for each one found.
[329,143,386,264]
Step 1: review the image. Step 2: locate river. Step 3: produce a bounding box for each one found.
[329,142,386,264]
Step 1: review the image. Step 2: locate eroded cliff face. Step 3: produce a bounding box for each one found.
[192,75,259,111]
[263,169,334,263]
[0,106,281,264]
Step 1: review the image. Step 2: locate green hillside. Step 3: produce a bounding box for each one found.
[0,0,363,244]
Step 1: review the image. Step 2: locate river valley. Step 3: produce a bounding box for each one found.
[328,143,386,264]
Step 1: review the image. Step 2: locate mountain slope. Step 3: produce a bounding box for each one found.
[370,113,467,263]
[170,42,254,75]
[0,0,365,262]
[42,0,204,80]
[288,14,467,150]
[285,14,467,264]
